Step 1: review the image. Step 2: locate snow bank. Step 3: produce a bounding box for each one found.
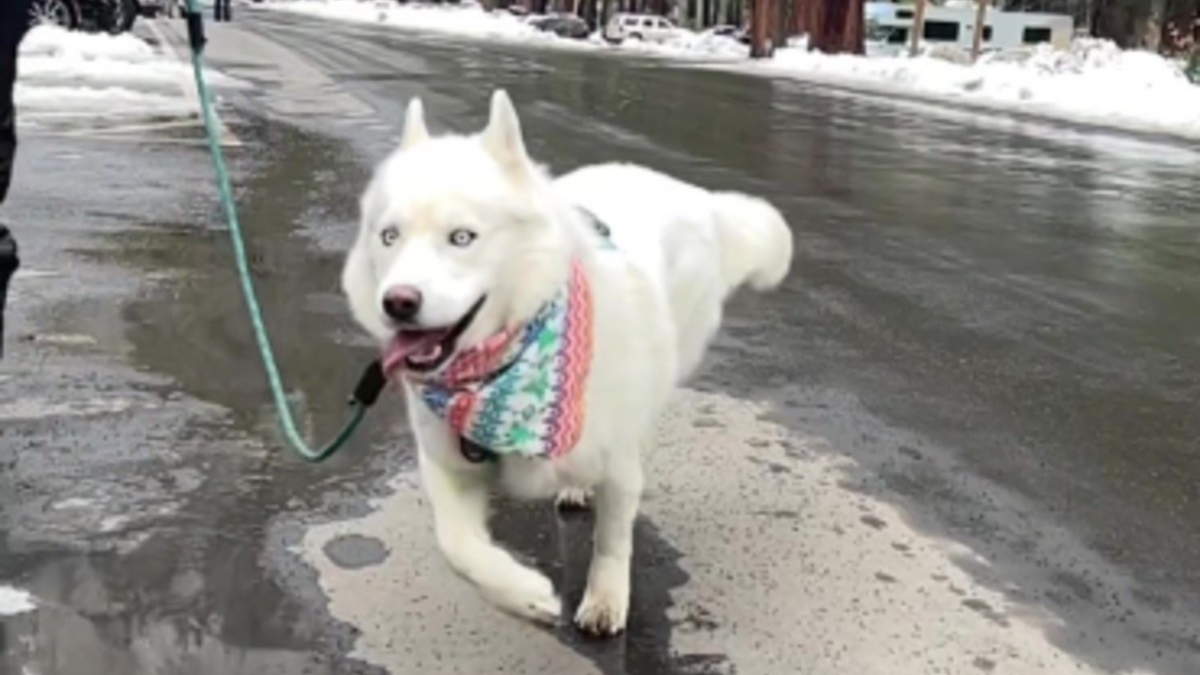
[15,25,225,120]
[20,26,187,94]
[16,86,196,119]
[270,0,745,55]
[603,30,748,60]
[264,1,1200,139]
[754,38,1200,138]
[21,23,160,62]
[270,0,547,41]
[0,586,36,616]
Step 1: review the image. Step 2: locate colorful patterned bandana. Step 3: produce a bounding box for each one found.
[403,260,593,459]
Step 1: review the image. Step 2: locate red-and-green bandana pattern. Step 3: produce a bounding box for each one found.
[406,260,593,458]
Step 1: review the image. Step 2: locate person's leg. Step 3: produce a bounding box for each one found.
[0,3,31,358]
[0,41,16,207]
[0,222,14,358]
[1,48,19,359]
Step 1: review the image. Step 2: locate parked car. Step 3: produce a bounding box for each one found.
[26,0,82,29]
[706,24,750,45]
[26,0,139,33]
[528,12,590,40]
[603,13,680,44]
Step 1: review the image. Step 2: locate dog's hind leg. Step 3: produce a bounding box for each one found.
[574,457,643,636]
[420,450,563,625]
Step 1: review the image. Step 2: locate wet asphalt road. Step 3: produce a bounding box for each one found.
[3,8,1200,675]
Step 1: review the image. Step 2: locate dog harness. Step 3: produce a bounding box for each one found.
[406,259,594,459]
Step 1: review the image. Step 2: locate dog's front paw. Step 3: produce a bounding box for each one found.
[574,585,629,636]
[555,486,593,512]
[483,564,562,626]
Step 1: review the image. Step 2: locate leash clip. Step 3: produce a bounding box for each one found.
[349,360,387,408]
[184,11,208,54]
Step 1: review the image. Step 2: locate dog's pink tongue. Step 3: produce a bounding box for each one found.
[382,331,447,377]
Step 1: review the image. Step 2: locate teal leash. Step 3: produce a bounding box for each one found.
[181,2,383,462]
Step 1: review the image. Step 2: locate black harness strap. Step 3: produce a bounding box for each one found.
[460,438,498,464]
[350,360,387,408]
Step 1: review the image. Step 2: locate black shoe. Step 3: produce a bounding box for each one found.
[0,224,18,359]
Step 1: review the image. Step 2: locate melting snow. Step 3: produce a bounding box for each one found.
[0,586,36,616]
[14,25,226,120]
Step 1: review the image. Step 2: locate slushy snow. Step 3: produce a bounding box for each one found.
[271,0,547,41]
[267,0,1200,139]
[15,25,224,120]
[753,37,1200,139]
[0,586,36,616]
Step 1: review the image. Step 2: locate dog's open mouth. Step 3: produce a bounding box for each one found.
[382,297,486,377]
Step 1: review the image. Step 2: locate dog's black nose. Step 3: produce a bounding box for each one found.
[382,286,422,323]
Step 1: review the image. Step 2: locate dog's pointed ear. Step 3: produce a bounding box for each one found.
[481,90,527,168]
[400,97,429,150]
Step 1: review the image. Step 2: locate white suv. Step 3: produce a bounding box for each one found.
[603,13,680,44]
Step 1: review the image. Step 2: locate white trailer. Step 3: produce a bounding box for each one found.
[866,1,1075,54]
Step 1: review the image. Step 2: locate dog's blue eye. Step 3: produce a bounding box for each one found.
[381,226,399,247]
[449,229,477,247]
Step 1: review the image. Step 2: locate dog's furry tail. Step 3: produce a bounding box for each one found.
[711,191,794,294]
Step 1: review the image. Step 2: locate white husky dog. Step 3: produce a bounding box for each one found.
[341,90,793,635]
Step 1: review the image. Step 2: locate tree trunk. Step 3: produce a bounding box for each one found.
[1091,0,1146,48]
[772,0,788,44]
[970,0,989,62]
[806,0,864,54]
[750,0,774,57]
[791,0,807,36]
[1143,0,1168,50]
[909,0,927,56]
[583,0,598,29]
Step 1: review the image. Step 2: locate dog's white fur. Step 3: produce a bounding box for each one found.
[341,91,793,635]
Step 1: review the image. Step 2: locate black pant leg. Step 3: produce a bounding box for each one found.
[0,41,17,206]
[0,1,33,357]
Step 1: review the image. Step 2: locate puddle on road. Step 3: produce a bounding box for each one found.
[1,119,389,675]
